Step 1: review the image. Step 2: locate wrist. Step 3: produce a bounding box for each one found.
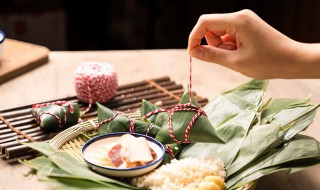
[294,42,320,78]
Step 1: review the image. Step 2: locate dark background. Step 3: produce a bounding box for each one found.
[1,0,320,51]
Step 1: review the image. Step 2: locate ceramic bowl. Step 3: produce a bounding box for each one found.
[81,132,165,178]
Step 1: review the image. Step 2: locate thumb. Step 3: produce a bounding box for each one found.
[189,45,234,66]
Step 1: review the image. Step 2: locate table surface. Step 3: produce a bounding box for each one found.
[0,49,319,190]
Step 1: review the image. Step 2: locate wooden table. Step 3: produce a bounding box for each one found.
[0,49,319,190]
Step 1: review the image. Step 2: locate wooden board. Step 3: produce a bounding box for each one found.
[0,39,49,84]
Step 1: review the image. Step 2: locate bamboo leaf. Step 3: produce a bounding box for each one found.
[261,95,311,120]
[229,159,320,190]
[22,142,137,189]
[275,105,320,141]
[21,142,60,156]
[140,99,169,127]
[97,103,161,137]
[227,123,281,176]
[155,87,224,144]
[19,156,52,170]
[204,79,267,127]
[180,110,256,167]
[226,135,320,188]
[180,80,268,166]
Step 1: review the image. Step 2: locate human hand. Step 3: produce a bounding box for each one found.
[188,9,314,79]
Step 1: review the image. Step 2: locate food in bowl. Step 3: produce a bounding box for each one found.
[88,133,157,168]
[81,132,165,177]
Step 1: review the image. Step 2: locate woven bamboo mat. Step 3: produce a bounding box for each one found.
[0,76,208,163]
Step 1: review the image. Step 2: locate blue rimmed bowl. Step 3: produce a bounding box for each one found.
[81,132,165,178]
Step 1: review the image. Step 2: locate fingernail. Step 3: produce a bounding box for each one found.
[189,47,202,58]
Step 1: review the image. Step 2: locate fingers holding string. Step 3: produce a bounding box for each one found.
[205,32,237,50]
[188,13,237,52]
[189,45,237,69]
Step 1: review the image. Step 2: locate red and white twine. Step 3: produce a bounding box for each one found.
[74,61,118,114]
[143,57,206,144]
[97,57,206,145]
[165,145,175,158]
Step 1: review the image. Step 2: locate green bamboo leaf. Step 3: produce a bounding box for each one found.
[22,142,137,189]
[97,103,161,137]
[21,142,59,156]
[155,108,224,144]
[229,158,320,190]
[226,135,320,188]
[261,95,311,120]
[19,155,52,170]
[227,123,281,176]
[204,79,267,127]
[140,99,169,127]
[50,151,134,188]
[180,110,256,167]
[36,161,66,181]
[179,85,199,106]
[274,105,320,141]
[180,80,267,166]
[156,87,224,144]
[227,103,319,177]
[161,143,182,164]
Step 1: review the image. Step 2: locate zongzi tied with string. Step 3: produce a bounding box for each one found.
[31,102,81,130]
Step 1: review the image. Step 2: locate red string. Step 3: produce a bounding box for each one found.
[32,101,74,113]
[142,57,206,144]
[145,123,154,136]
[97,57,206,144]
[165,145,175,159]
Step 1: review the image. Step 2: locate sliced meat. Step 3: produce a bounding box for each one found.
[108,144,123,167]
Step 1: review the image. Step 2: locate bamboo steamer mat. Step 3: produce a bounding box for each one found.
[0,76,208,162]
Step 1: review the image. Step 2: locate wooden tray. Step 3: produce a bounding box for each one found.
[0,39,49,84]
[0,76,208,162]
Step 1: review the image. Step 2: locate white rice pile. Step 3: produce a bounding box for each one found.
[131,157,226,190]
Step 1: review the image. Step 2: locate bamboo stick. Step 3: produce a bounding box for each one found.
[117,76,170,90]
[0,127,42,140]
[5,154,38,163]
[111,82,178,102]
[5,141,49,159]
[107,89,184,108]
[0,131,45,144]
[0,124,37,135]
[0,134,48,154]
[0,118,35,130]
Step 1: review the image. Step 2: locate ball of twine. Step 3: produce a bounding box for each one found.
[74,61,118,113]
